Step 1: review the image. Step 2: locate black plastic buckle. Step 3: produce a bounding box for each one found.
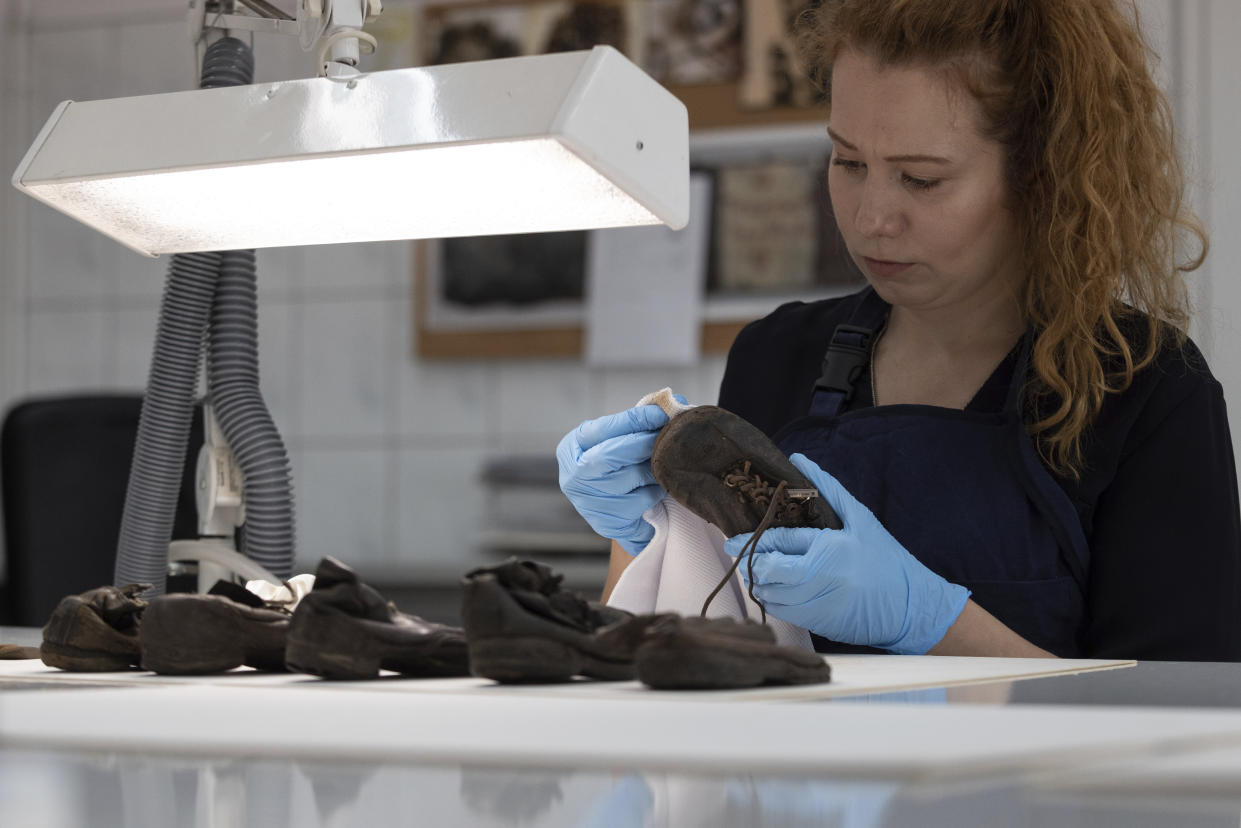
[813,324,874,402]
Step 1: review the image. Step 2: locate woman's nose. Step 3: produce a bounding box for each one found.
[855,180,903,238]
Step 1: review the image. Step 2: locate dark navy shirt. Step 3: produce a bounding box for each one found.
[718,292,1241,662]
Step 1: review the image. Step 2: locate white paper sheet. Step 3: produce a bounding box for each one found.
[0,654,1132,702]
[584,173,712,366]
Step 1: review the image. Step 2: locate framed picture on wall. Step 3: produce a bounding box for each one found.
[419,0,830,128]
[739,0,827,110]
[415,231,591,359]
[707,156,856,295]
[414,149,863,358]
[411,0,858,358]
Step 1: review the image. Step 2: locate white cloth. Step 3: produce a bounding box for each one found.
[246,573,315,609]
[636,387,696,418]
[607,497,814,651]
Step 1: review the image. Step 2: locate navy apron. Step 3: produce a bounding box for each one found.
[773,288,1089,656]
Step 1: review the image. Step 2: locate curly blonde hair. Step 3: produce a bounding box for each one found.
[798,0,1207,477]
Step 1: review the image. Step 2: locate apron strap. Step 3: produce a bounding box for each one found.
[810,325,874,417]
[1002,330,1036,415]
[809,289,889,418]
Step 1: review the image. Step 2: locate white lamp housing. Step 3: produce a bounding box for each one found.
[12,46,689,257]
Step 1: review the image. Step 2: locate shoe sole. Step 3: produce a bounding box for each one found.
[467,635,634,683]
[140,595,288,675]
[635,635,831,690]
[40,640,137,672]
[284,602,468,681]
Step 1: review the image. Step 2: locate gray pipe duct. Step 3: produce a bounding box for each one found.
[207,249,295,577]
[115,36,293,591]
[114,252,221,593]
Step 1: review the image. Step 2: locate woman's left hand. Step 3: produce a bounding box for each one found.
[724,453,970,654]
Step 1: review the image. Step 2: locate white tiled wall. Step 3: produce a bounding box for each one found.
[0,2,730,582]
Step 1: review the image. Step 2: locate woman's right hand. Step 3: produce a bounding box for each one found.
[556,403,673,556]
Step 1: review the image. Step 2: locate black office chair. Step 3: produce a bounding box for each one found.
[0,395,201,627]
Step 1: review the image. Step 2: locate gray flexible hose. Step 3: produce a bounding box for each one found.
[207,249,295,577]
[114,252,220,593]
[198,38,294,576]
[114,37,268,593]
[199,36,254,90]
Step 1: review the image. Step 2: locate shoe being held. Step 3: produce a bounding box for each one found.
[41,583,150,672]
[285,556,469,680]
[461,558,667,684]
[650,404,842,537]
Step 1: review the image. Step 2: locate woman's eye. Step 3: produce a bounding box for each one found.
[902,173,940,191]
[831,158,863,173]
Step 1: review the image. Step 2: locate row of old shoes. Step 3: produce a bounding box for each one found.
[39,556,830,690]
[38,556,469,679]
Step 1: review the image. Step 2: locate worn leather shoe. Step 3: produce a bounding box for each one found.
[140,581,292,675]
[650,405,841,536]
[635,615,832,690]
[461,558,666,683]
[284,556,469,680]
[41,583,149,671]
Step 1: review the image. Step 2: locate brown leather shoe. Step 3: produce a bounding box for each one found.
[140,581,292,675]
[635,615,831,690]
[41,583,149,671]
[284,557,469,680]
[651,406,841,537]
[461,558,667,683]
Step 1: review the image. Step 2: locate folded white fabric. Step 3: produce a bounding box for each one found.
[636,387,696,418]
[607,496,814,651]
[246,573,316,609]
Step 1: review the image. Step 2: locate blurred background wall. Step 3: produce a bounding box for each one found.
[0,0,1237,598]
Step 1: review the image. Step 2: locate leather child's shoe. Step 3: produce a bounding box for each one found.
[41,583,149,671]
[461,558,667,684]
[140,581,292,675]
[635,615,832,690]
[285,556,469,680]
[650,405,842,536]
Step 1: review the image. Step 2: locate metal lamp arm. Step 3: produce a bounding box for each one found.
[188,0,382,75]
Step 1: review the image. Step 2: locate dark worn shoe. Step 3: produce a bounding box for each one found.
[140,581,292,675]
[461,558,666,683]
[284,556,469,680]
[41,583,149,671]
[650,405,841,536]
[635,615,832,690]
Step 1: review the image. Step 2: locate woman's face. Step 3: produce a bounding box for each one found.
[827,48,1023,315]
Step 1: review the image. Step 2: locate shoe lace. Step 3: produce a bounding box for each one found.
[722,461,812,524]
[700,474,789,625]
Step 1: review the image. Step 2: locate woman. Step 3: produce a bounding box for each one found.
[557,0,1241,660]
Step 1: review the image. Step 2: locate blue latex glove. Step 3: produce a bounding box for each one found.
[724,453,970,654]
[557,401,680,556]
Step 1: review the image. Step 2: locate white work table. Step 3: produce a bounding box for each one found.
[3,625,1241,827]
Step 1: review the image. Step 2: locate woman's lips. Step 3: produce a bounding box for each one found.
[863,257,913,278]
